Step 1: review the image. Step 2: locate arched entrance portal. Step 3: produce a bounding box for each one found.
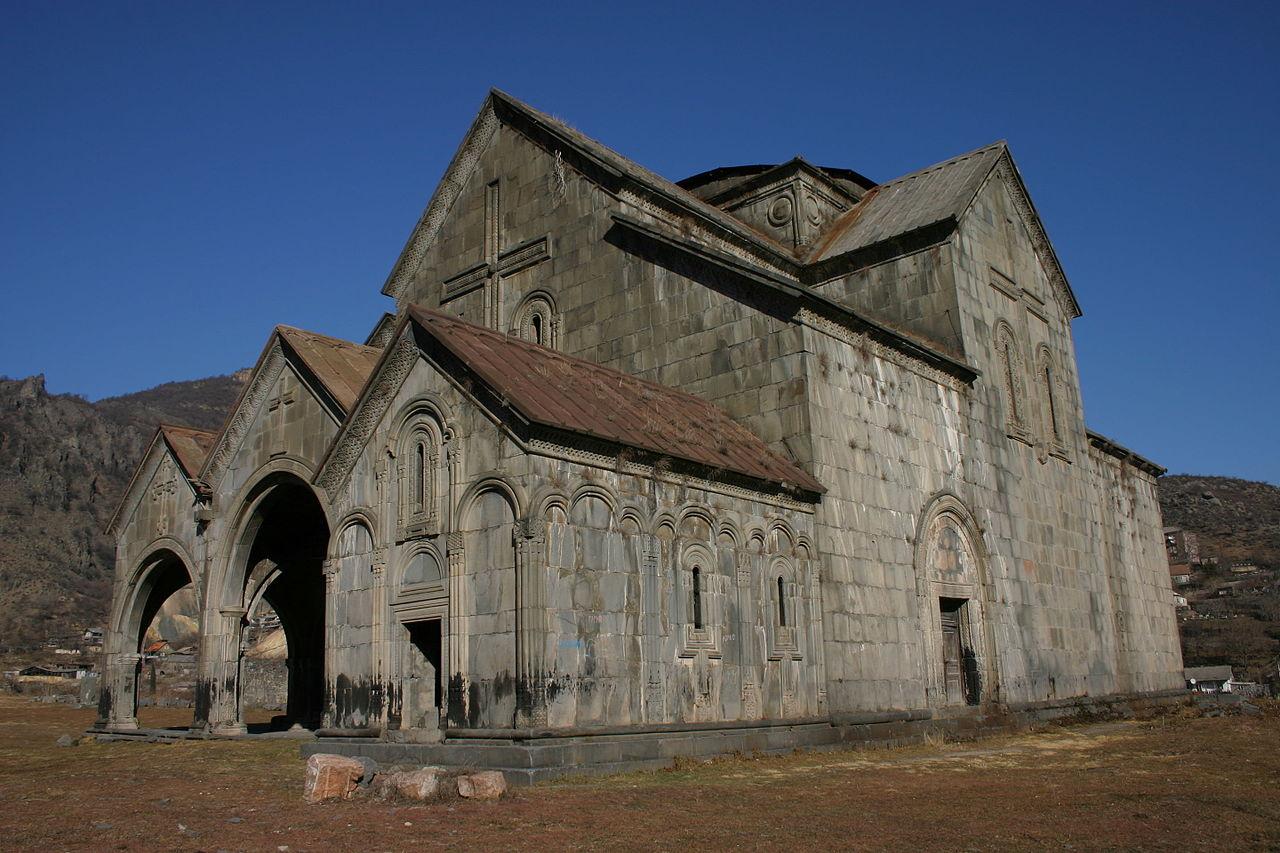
[236,476,328,729]
[101,549,196,731]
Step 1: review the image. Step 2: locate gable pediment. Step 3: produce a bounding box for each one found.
[708,159,862,253]
[199,328,380,491]
[108,430,201,537]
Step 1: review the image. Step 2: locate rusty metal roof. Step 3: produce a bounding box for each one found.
[811,142,1006,263]
[159,424,217,479]
[277,326,383,413]
[407,306,824,497]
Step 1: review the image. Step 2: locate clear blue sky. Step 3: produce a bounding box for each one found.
[2,2,1277,483]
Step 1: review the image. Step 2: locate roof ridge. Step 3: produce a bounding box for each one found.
[488,89,798,259]
[276,324,381,354]
[157,422,217,435]
[876,140,1007,188]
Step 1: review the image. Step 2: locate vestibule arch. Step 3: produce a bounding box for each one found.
[206,468,329,733]
[100,544,198,731]
[912,493,1000,708]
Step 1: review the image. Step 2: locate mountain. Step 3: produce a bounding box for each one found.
[1158,475,1280,569]
[1159,474,1280,683]
[0,372,244,651]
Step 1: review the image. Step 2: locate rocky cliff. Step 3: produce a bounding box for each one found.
[0,373,244,650]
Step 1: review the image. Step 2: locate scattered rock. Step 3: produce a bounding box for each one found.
[391,767,443,801]
[55,734,75,747]
[227,817,243,824]
[1240,701,1261,716]
[93,822,112,830]
[302,753,366,804]
[353,755,379,786]
[457,770,507,800]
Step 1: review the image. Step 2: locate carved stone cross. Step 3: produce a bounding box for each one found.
[267,372,297,456]
[441,179,551,329]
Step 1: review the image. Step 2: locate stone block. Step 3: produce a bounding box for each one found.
[391,767,444,800]
[303,753,365,804]
[457,770,507,800]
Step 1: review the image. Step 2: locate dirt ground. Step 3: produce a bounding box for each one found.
[2,696,1277,851]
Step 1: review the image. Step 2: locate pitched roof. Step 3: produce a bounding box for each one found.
[1184,665,1233,682]
[812,142,1006,263]
[158,424,217,479]
[277,326,383,413]
[406,306,824,496]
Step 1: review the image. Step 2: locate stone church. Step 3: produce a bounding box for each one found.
[98,90,1183,775]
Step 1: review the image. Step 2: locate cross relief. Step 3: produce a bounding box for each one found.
[441,179,552,329]
[267,372,297,457]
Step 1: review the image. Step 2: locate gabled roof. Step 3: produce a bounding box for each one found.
[277,326,382,413]
[812,142,1006,263]
[383,89,1082,365]
[158,424,217,479]
[406,306,824,497]
[197,325,383,488]
[107,423,214,535]
[1184,665,1233,682]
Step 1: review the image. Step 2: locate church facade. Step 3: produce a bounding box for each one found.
[99,91,1183,759]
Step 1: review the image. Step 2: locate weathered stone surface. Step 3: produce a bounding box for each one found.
[100,91,1183,764]
[390,767,443,801]
[457,771,506,800]
[303,754,365,804]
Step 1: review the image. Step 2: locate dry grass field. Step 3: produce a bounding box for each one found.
[1,694,1277,851]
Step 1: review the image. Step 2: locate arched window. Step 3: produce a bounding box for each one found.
[398,422,440,537]
[777,576,787,627]
[995,322,1030,442]
[1036,345,1068,458]
[414,441,427,512]
[691,566,703,629]
[513,292,559,350]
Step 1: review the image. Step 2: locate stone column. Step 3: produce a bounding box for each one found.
[446,532,466,726]
[103,652,141,731]
[515,517,547,727]
[320,558,339,729]
[808,564,827,712]
[370,548,388,726]
[209,606,247,735]
[736,552,759,719]
[642,535,665,723]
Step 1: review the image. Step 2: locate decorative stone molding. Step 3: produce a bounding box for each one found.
[203,343,286,489]
[384,104,501,302]
[992,155,1081,320]
[317,335,419,498]
[797,309,967,393]
[522,438,816,513]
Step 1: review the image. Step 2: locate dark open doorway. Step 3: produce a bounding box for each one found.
[405,619,443,728]
[241,478,328,729]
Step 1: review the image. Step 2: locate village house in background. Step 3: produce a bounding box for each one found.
[94,90,1184,778]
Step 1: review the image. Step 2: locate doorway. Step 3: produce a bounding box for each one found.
[939,597,979,706]
[404,618,443,728]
